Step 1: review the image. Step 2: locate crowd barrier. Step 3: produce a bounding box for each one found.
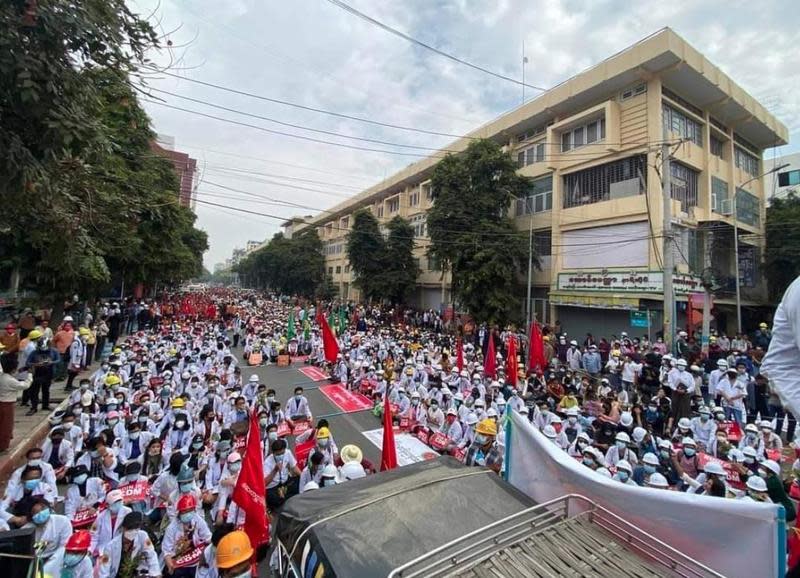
[505,411,785,578]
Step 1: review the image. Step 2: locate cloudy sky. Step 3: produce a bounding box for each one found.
[132,0,800,269]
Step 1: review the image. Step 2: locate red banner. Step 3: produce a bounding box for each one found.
[276,422,291,438]
[291,420,311,437]
[118,480,150,504]
[71,508,97,529]
[298,366,328,382]
[696,453,745,490]
[717,421,743,443]
[416,429,429,445]
[173,544,207,568]
[149,377,165,387]
[428,432,451,452]
[319,384,373,413]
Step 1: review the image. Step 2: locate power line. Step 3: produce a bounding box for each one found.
[143,100,444,158]
[145,87,461,153]
[323,0,547,91]
[147,70,477,140]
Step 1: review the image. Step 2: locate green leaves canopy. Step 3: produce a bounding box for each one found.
[427,139,535,324]
[765,192,800,300]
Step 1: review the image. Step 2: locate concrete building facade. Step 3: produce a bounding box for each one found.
[764,152,800,204]
[296,29,788,337]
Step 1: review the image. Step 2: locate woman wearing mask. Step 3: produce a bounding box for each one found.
[213,452,243,526]
[299,451,325,492]
[90,490,131,556]
[163,494,213,575]
[165,411,193,455]
[0,465,58,528]
[29,498,72,566]
[196,405,221,444]
[63,464,106,518]
[141,438,167,480]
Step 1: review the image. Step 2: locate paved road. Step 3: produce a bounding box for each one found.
[243,356,383,466]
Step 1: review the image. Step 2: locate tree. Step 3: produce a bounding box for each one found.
[346,209,388,302]
[0,1,159,297]
[765,192,800,300]
[427,139,535,324]
[383,216,419,304]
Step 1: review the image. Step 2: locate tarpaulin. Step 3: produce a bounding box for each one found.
[506,411,784,578]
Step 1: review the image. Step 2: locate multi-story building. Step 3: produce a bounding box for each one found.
[764,152,800,204]
[298,28,787,337]
[150,135,198,209]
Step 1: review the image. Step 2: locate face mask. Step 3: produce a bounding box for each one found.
[267,395,275,402]
[123,529,138,541]
[268,432,278,441]
[192,442,203,450]
[24,479,40,491]
[179,512,193,524]
[28,459,42,467]
[294,395,302,401]
[102,364,109,371]
[74,474,88,485]
[474,434,488,445]
[179,483,193,493]
[568,417,577,425]
[63,553,84,567]
[259,418,268,427]
[275,454,285,462]
[582,457,594,466]
[129,432,140,440]
[108,419,119,427]
[683,447,696,457]
[32,508,50,525]
[758,470,769,479]
[318,439,329,448]
[700,415,709,423]
[616,471,629,482]
[411,400,419,406]
[74,408,83,416]
[644,465,657,474]
[175,421,186,428]
[229,463,241,474]
[616,441,627,450]
[110,501,124,514]
[576,442,586,452]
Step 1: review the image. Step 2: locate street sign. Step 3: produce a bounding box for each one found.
[630,310,649,328]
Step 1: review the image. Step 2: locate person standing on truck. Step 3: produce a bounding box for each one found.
[464,419,503,474]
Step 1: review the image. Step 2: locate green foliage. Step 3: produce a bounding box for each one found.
[346,209,388,302]
[345,210,418,304]
[383,216,419,304]
[237,229,331,298]
[765,192,800,300]
[427,139,534,323]
[0,1,206,301]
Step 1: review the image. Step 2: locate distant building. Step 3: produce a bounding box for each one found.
[764,152,800,204]
[281,216,312,239]
[150,135,198,209]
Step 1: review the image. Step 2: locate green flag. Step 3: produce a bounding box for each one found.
[287,310,296,340]
[303,306,310,340]
[339,306,347,334]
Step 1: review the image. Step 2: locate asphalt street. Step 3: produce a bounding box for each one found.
[243,356,383,467]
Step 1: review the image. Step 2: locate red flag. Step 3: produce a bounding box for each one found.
[320,315,340,364]
[231,409,269,548]
[380,387,398,471]
[506,335,518,387]
[456,336,464,372]
[528,321,546,374]
[484,331,496,379]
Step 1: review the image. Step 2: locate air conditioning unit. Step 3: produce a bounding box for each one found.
[720,199,733,216]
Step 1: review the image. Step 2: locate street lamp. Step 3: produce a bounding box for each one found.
[731,162,789,334]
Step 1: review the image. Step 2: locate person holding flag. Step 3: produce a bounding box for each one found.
[231,408,270,551]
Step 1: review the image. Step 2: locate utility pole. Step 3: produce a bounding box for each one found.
[521,42,528,104]
[661,143,675,352]
[526,208,533,332]
[732,193,742,334]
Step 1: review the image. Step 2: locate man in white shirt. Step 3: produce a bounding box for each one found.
[761,276,800,420]
[264,439,301,509]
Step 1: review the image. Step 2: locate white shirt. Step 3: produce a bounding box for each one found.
[264,450,298,489]
[761,276,800,417]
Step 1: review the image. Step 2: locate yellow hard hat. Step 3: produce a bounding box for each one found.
[78,327,90,336]
[216,530,254,569]
[171,398,185,409]
[27,329,43,341]
[112,347,122,354]
[475,419,497,437]
[316,427,331,439]
[759,322,768,329]
[105,374,121,387]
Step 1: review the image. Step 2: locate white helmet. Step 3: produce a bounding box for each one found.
[486,408,498,418]
[321,464,339,482]
[619,412,634,428]
[682,437,697,448]
[642,452,660,466]
[542,425,557,439]
[762,459,781,477]
[616,459,633,473]
[678,417,692,430]
[703,461,726,477]
[647,473,669,488]
[746,476,767,493]
[615,432,631,444]
[339,461,366,481]
[676,358,687,368]
[565,407,579,417]
[303,481,320,492]
[632,427,647,443]
[465,413,479,426]
[249,375,259,382]
[596,467,612,478]
[717,359,728,368]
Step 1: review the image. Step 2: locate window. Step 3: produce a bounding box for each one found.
[428,256,442,271]
[340,216,349,229]
[670,162,699,212]
[619,83,647,101]
[561,118,605,152]
[409,190,419,207]
[387,197,400,213]
[344,265,350,273]
[779,170,800,187]
[662,87,703,117]
[410,214,427,237]
[562,155,646,208]
[734,146,759,176]
[516,175,553,215]
[517,142,546,167]
[712,177,729,213]
[533,230,552,256]
[335,266,341,274]
[516,124,547,142]
[327,267,333,274]
[375,204,384,218]
[736,188,760,226]
[687,229,702,273]
[421,182,433,200]
[710,135,725,159]
[662,103,703,146]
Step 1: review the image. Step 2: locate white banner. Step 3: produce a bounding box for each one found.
[506,412,784,578]
[361,428,440,466]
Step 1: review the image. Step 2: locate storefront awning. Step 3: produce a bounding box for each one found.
[549,292,641,310]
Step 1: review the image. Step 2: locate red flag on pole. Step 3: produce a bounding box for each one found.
[380,387,398,471]
[506,335,518,387]
[528,321,546,374]
[321,315,340,364]
[456,336,464,372]
[484,331,496,379]
[231,409,269,548]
